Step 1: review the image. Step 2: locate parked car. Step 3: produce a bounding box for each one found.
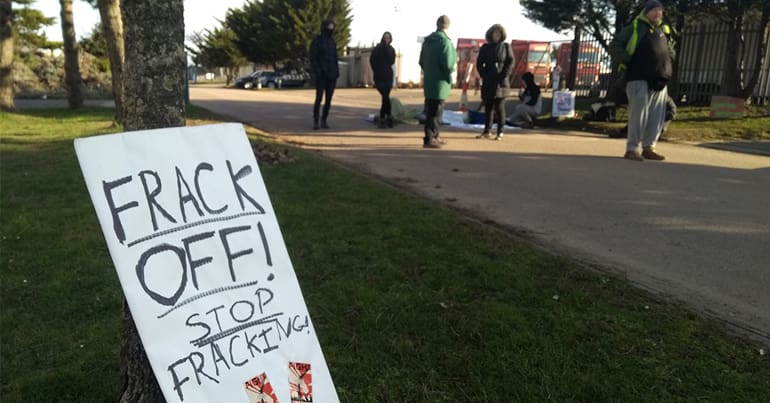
[258,70,311,88]
[233,70,273,89]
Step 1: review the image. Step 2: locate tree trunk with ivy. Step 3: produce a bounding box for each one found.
[0,0,14,111]
[119,1,185,401]
[60,0,84,108]
[97,0,125,124]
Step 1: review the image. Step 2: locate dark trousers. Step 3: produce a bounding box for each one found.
[313,78,336,121]
[424,98,444,144]
[484,97,506,134]
[376,85,392,118]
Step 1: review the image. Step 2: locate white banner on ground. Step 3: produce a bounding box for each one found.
[75,123,338,403]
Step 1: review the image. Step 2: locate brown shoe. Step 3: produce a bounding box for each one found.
[642,147,665,161]
[624,151,644,161]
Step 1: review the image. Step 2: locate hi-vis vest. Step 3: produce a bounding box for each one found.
[619,18,671,70]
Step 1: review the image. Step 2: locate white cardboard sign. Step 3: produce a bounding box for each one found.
[74,123,338,403]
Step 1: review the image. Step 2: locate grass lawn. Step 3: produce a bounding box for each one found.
[2,105,769,402]
[539,98,770,142]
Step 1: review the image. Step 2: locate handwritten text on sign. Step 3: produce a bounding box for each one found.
[75,123,338,403]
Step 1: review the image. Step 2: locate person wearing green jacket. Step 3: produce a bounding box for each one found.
[609,0,674,161]
[419,15,457,148]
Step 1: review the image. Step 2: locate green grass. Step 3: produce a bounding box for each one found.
[2,107,769,402]
[539,98,770,141]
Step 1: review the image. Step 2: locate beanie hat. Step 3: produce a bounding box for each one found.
[436,15,450,30]
[644,0,663,13]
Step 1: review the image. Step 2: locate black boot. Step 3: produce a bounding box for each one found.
[377,115,386,128]
[321,118,329,129]
[387,115,394,128]
[313,118,320,130]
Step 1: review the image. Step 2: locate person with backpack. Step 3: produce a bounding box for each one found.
[475,24,514,140]
[370,31,397,128]
[610,0,675,161]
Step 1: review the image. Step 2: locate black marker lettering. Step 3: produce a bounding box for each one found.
[209,342,231,377]
[194,162,227,215]
[186,313,211,344]
[176,166,204,223]
[229,300,255,323]
[245,331,261,357]
[229,334,247,367]
[226,160,265,213]
[138,170,177,231]
[182,231,215,290]
[189,351,218,385]
[102,176,138,244]
[219,225,254,282]
[135,243,186,306]
[255,288,274,315]
[168,356,192,401]
[206,305,227,333]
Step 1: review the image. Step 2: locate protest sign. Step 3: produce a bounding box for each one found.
[709,95,745,119]
[552,90,576,118]
[75,123,338,403]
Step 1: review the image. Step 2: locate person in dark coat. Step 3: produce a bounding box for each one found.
[419,15,456,148]
[370,31,397,128]
[609,0,673,161]
[475,24,513,140]
[509,72,542,128]
[309,19,339,130]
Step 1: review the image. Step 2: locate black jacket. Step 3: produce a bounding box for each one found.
[370,41,396,88]
[626,20,672,89]
[476,25,514,100]
[309,19,339,81]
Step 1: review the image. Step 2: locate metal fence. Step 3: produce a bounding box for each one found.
[560,21,770,105]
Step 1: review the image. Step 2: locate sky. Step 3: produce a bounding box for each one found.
[33,0,570,81]
[35,0,569,44]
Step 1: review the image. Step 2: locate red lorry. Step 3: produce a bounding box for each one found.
[556,42,602,89]
[455,38,485,88]
[510,40,552,88]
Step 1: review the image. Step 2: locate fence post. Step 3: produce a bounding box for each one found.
[567,25,581,91]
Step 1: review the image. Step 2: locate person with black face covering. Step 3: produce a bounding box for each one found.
[370,31,397,128]
[309,19,339,130]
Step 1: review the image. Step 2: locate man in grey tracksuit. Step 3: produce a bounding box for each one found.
[610,0,674,161]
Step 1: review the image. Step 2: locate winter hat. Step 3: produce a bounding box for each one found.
[436,15,450,30]
[644,0,663,13]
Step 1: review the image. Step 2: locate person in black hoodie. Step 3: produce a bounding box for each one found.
[370,31,396,128]
[475,24,513,140]
[509,72,542,128]
[309,19,339,130]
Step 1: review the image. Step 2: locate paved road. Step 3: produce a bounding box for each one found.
[190,86,770,342]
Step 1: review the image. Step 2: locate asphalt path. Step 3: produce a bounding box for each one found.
[190,86,770,343]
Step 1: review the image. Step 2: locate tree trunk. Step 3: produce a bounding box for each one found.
[720,10,743,97]
[0,0,15,111]
[119,1,185,401]
[60,0,84,108]
[737,7,770,99]
[97,0,125,124]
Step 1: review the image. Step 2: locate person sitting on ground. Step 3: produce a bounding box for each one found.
[508,72,542,128]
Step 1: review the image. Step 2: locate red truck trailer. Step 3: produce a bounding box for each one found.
[510,40,552,88]
[455,38,486,88]
[556,42,602,89]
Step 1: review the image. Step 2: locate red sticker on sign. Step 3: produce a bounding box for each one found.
[245,372,279,403]
[289,362,312,402]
